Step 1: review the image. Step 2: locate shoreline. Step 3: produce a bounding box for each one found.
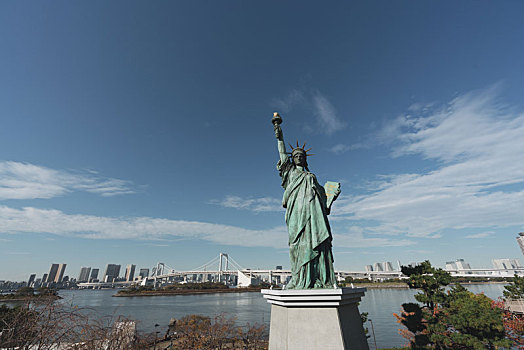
[113,287,264,297]
[0,295,61,302]
[112,281,509,296]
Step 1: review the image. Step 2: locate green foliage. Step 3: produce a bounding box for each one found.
[502,274,524,300]
[451,276,510,283]
[397,261,512,349]
[360,311,370,339]
[430,284,512,349]
[401,260,452,310]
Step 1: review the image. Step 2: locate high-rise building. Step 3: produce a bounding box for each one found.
[90,268,99,282]
[383,262,394,271]
[125,264,136,282]
[365,265,373,272]
[78,267,91,283]
[373,262,383,271]
[104,264,121,282]
[445,259,471,271]
[138,268,149,279]
[27,274,36,287]
[517,232,524,256]
[55,264,67,283]
[47,264,59,283]
[42,273,48,284]
[455,259,471,270]
[492,258,523,270]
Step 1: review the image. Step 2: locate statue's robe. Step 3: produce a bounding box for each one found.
[278,159,336,289]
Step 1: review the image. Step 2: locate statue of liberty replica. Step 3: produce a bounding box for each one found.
[263,113,369,350]
[272,112,341,289]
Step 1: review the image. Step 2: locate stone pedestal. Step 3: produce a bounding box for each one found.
[261,288,369,350]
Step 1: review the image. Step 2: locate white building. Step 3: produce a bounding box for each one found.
[492,258,522,270]
[383,262,394,272]
[445,259,471,271]
[517,232,524,256]
[237,270,260,287]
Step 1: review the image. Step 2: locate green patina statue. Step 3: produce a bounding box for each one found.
[272,112,340,289]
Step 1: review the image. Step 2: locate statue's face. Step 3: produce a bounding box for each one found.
[293,152,306,167]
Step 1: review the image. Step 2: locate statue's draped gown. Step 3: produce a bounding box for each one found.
[278,158,337,289]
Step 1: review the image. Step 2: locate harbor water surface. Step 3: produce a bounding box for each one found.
[57,284,506,349]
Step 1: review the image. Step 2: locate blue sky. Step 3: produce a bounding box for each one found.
[2,1,524,281]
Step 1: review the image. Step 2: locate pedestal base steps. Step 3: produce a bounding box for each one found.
[261,288,369,350]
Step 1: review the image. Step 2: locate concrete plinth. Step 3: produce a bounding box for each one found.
[261,288,369,350]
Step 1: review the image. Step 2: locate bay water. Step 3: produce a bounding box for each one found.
[55,283,506,349]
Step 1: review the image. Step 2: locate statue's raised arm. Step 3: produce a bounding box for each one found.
[272,112,288,164]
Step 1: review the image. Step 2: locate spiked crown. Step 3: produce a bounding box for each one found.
[288,140,314,157]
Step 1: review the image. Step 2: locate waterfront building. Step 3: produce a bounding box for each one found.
[383,262,394,271]
[455,259,471,270]
[365,265,373,272]
[27,274,36,287]
[125,264,136,282]
[104,264,121,283]
[492,258,523,271]
[90,268,99,282]
[238,270,260,287]
[138,268,149,279]
[47,264,59,283]
[55,264,67,283]
[373,262,383,271]
[78,267,91,283]
[445,259,471,271]
[445,261,455,270]
[42,273,48,284]
[517,232,524,255]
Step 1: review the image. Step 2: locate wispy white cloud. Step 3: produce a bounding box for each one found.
[0,205,413,249]
[0,161,134,200]
[211,195,283,212]
[465,232,494,239]
[333,226,415,248]
[270,87,346,135]
[270,89,305,113]
[335,86,524,239]
[329,143,366,154]
[312,91,346,134]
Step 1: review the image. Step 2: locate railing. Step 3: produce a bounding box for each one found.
[505,299,524,314]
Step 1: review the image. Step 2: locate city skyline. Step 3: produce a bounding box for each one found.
[2,1,524,280]
[11,252,524,284]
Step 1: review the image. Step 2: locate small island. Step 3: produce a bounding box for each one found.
[0,287,61,302]
[114,282,270,297]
